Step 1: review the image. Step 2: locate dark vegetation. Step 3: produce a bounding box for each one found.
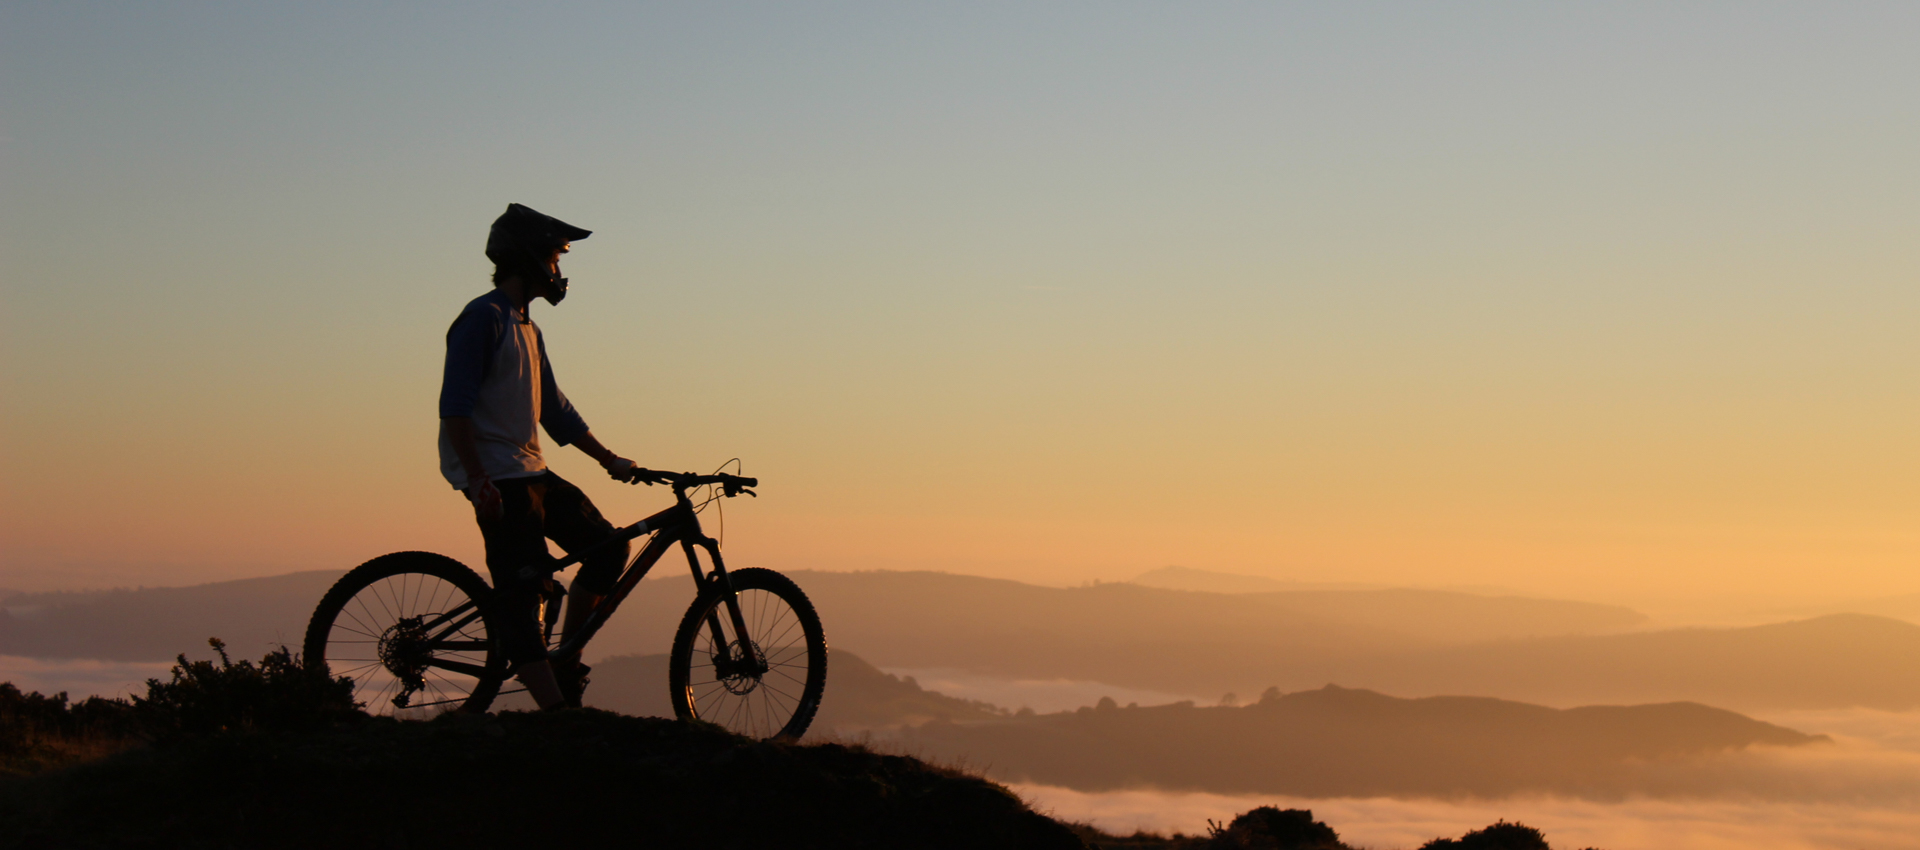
[0,685,139,776]
[1068,806,1356,849]
[1418,821,1555,850]
[3,709,1086,849]
[1,643,1609,849]
[11,568,1920,711]
[1,641,1081,849]
[2,638,354,776]
[1207,806,1346,849]
[1084,809,1594,850]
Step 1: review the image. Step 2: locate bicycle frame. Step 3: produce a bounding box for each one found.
[538,483,752,669]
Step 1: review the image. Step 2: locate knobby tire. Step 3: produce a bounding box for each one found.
[302,551,506,716]
[668,567,828,741]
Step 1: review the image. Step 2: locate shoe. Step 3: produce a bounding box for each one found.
[555,661,592,709]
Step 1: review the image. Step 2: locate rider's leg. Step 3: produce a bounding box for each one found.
[478,475,569,710]
[541,472,628,662]
[558,591,604,656]
[516,659,565,709]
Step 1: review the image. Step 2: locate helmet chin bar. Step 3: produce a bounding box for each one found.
[541,275,569,305]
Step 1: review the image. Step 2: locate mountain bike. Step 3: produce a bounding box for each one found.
[302,469,827,741]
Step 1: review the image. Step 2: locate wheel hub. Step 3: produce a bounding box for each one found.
[711,638,767,695]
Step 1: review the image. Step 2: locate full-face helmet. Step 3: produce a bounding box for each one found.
[486,203,592,305]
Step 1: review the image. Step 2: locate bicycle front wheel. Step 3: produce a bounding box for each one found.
[303,551,506,716]
[668,567,828,740]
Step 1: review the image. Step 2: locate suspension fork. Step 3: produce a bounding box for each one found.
[682,537,761,672]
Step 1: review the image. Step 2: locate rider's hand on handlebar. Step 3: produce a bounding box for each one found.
[603,457,662,486]
[465,476,503,522]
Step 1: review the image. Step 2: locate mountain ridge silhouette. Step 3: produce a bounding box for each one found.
[6,568,1916,710]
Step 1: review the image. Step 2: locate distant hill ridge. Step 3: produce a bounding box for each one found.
[8,568,1920,710]
[552,649,1841,802]
[0,571,340,661]
[900,684,1830,800]
[587,650,1008,731]
[1130,566,1527,598]
[1129,566,1383,594]
[0,567,1646,662]
[1365,612,1920,710]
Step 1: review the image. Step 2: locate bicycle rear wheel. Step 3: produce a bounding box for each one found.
[303,551,506,716]
[668,567,827,741]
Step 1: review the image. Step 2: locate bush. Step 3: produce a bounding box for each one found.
[0,684,141,776]
[1206,807,1346,850]
[1420,820,1549,850]
[132,638,361,738]
[1,638,362,775]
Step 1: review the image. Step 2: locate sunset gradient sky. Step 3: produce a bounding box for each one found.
[3,3,1916,613]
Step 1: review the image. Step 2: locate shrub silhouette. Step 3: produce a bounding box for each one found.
[1205,807,1347,849]
[132,638,360,738]
[2,637,360,774]
[0,683,142,775]
[1420,820,1549,850]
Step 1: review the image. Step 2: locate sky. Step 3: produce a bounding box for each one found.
[2,2,1917,612]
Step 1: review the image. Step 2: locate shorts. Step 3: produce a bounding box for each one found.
[474,470,628,665]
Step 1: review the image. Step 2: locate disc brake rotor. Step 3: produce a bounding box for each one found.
[712,638,767,696]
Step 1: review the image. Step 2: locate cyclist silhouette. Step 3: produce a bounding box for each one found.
[438,203,640,709]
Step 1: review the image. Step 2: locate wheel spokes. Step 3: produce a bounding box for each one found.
[321,572,496,716]
[683,587,816,739]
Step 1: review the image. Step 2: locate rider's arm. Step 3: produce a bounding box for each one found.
[570,430,617,465]
[571,431,641,482]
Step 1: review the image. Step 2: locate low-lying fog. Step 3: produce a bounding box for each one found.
[875,671,1920,848]
[883,671,1920,848]
[882,666,1208,714]
[1017,785,1920,850]
[0,655,171,700]
[1012,695,1920,850]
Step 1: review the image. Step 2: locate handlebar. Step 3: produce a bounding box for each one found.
[625,468,758,498]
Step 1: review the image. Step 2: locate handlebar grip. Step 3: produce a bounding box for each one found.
[662,471,755,486]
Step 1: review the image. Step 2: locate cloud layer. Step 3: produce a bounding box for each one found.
[1020,785,1920,850]
[1014,707,1920,849]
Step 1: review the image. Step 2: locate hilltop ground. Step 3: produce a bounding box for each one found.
[0,699,1594,850]
[3,707,1085,850]
[1,648,1591,850]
